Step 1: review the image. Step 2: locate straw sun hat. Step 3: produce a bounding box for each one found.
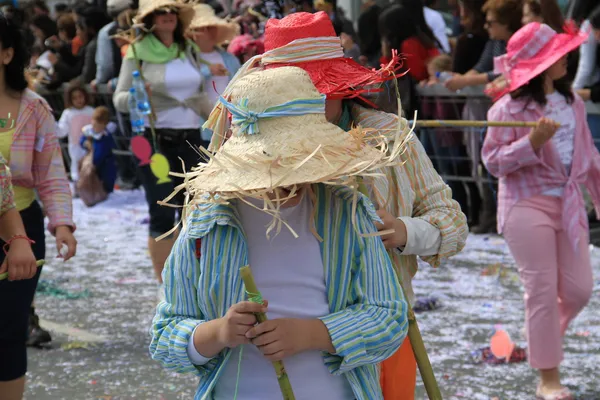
[188,4,239,45]
[134,0,195,32]
[165,66,410,236]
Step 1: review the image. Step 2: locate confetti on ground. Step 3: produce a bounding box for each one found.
[23,191,600,400]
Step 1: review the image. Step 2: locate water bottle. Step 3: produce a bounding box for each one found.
[132,70,151,115]
[435,71,453,83]
[128,88,145,134]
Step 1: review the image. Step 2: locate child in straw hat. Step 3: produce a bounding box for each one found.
[204,11,468,399]
[483,22,600,399]
[150,66,409,400]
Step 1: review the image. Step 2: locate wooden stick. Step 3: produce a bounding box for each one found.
[412,120,538,128]
[239,266,296,400]
[0,260,45,281]
[358,182,443,400]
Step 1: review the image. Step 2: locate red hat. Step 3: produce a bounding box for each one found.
[227,34,265,58]
[493,22,587,99]
[261,11,399,99]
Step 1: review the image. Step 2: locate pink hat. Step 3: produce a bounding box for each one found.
[493,22,587,98]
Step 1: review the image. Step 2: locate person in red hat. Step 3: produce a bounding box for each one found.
[482,22,600,400]
[205,11,468,400]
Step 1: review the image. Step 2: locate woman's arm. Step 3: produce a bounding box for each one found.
[481,102,541,178]
[113,58,136,114]
[0,158,17,233]
[150,232,219,376]
[317,197,408,374]
[32,99,75,233]
[573,21,597,89]
[353,106,468,267]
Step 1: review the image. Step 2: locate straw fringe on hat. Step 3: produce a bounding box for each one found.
[189,4,239,45]
[159,66,412,239]
[134,0,195,32]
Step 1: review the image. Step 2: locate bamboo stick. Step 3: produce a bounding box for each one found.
[358,182,443,400]
[0,260,45,281]
[412,120,538,128]
[239,266,296,400]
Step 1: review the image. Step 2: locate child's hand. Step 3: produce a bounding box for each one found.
[0,238,37,281]
[217,300,266,348]
[247,318,333,361]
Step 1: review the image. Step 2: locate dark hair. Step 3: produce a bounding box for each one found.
[57,14,77,39]
[142,11,187,51]
[510,74,573,106]
[358,3,381,58]
[482,0,523,33]
[0,12,30,93]
[589,4,600,30]
[570,1,599,25]
[77,7,111,39]
[55,3,70,14]
[460,0,487,34]
[394,0,441,49]
[64,83,90,108]
[524,0,564,32]
[31,0,50,14]
[31,14,58,39]
[380,4,438,52]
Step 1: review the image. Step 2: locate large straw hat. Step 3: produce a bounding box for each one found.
[170,67,409,218]
[134,0,195,32]
[188,4,240,45]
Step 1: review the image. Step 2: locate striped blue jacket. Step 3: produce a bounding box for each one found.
[149,184,408,400]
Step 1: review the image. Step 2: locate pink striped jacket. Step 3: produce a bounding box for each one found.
[482,93,600,250]
[8,89,73,233]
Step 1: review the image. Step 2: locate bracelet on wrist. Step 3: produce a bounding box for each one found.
[3,235,35,255]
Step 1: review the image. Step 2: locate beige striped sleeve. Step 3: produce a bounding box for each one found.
[353,105,468,267]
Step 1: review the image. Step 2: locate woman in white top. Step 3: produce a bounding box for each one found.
[113,0,212,289]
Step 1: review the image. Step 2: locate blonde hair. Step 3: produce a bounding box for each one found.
[428,54,452,73]
[93,106,111,125]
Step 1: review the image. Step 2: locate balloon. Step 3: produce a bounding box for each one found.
[490,329,515,361]
[131,136,152,165]
[150,153,171,184]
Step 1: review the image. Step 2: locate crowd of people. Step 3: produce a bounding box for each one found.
[0,0,599,399]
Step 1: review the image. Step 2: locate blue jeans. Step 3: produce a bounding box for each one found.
[587,114,600,152]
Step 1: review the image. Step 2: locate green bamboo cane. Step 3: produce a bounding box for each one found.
[239,265,296,400]
[358,181,442,400]
[0,260,45,281]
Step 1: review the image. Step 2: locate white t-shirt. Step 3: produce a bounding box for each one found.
[200,51,231,106]
[188,194,355,400]
[542,91,576,197]
[152,57,203,129]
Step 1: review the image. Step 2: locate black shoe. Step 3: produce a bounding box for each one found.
[26,308,52,347]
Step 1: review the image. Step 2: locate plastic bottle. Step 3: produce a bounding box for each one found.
[128,88,145,134]
[435,71,453,83]
[132,70,151,115]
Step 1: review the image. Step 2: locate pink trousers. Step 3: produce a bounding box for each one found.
[503,195,593,370]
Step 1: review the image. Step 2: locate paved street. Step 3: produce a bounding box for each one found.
[24,190,600,400]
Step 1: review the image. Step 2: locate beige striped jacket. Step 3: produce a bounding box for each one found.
[352,104,468,301]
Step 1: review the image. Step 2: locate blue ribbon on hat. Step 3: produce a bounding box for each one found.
[218,95,326,135]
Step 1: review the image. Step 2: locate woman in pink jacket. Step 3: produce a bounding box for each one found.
[482,22,600,400]
[0,13,76,400]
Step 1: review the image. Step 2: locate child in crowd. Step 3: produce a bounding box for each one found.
[57,84,94,183]
[482,23,600,399]
[80,106,117,195]
[426,54,453,84]
[150,67,408,400]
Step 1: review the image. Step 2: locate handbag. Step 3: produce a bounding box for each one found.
[76,138,108,207]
